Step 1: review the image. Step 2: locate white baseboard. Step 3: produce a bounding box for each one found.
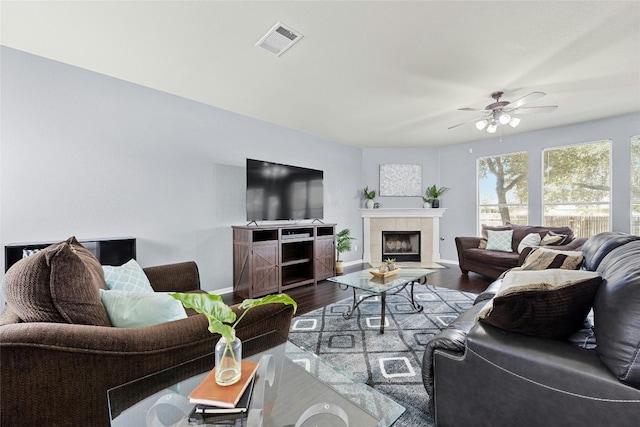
[208,286,234,295]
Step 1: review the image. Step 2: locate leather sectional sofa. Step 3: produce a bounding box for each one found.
[423,231,640,426]
[456,223,586,279]
[0,238,295,427]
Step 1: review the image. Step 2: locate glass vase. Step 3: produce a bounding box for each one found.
[215,332,242,386]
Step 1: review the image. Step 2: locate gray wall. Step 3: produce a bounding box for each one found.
[363,113,640,262]
[2,47,638,288]
[0,47,364,291]
[362,148,440,209]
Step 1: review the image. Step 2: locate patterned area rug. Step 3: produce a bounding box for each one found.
[288,284,477,426]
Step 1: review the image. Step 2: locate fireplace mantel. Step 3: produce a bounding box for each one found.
[360,208,447,266]
[360,208,446,219]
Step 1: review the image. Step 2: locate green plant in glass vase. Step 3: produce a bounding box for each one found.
[170,292,296,385]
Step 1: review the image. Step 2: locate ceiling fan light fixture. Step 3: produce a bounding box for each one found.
[499,113,511,125]
[449,90,556,134]
[476,119,488,130]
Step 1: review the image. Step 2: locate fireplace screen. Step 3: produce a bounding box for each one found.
[382,231,421,262]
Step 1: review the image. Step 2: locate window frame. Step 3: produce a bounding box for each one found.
[477,151,529,234]
[541,139,612,238]
[631,135,640,235]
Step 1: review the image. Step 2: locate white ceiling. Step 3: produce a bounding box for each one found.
[1,1,639,148]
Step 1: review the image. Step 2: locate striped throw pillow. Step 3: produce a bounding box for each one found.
[521,247,584,271]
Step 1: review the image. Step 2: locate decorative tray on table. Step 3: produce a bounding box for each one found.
[369,268,400,278]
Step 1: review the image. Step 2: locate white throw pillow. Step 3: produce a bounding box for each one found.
[99,290,187,328]
[103,259,154,293]
[485,229,513,252]
[517,232,542,253]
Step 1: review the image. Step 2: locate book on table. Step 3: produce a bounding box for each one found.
[188,360,259,408]
[188,408,246,426]
[194,375,255,414]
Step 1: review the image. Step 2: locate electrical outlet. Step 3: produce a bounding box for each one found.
[354,244,357,252]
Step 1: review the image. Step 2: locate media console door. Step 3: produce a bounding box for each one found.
[232,224,335,298]
[314,226,336,281]
[232,228,279,299]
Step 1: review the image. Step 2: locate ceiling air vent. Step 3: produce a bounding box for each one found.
[255,22,303,57]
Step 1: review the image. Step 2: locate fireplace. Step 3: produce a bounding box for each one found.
[382,231,421,262]
[360,208,446,266]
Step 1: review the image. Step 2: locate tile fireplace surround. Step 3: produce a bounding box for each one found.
[360,208,446,267]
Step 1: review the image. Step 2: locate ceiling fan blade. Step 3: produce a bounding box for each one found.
[448,116,487,129]
[448,122,467,129]
[458,107,482,112]
[507,91,546,109]
[512,105,558,114]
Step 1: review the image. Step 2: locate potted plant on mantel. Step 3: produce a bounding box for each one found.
[423,185,450,208]
[170,293,296,386]
[363,186,376,209]
[335,228,356,275]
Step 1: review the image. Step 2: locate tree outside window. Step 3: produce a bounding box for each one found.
[632,136,640,235]
[543,140,611,238]
[478,152,528,230]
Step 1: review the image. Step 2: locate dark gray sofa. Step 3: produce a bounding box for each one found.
[423,231,640,426]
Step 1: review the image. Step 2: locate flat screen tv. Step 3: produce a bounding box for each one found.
[246,158,324,221]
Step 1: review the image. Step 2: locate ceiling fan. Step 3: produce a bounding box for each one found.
[449,91,558,133]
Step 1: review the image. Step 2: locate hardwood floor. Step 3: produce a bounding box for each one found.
[223,263,492,316]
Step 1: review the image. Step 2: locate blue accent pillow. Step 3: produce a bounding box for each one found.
[99,290,187,328]
[486,229,514,252]
[103,259,154,293]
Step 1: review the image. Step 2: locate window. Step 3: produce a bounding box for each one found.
[632,136,640,235]
[542,140,611,238]
[478,152,528,230]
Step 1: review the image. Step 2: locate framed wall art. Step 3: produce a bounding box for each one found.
[379,164,422,196]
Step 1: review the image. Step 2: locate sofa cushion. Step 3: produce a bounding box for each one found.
[463,248,520,269]
[5,237,112,326]
[592,238,640,387]
[99,289,187,327]
[519,247,584,271]
[478,269,601,339]
[506,223,574,252]
[103,259,154,293]
[485,230,514,252]
[517,232,542,253]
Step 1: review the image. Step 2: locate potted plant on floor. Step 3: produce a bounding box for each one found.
[423,184,450,208]
[363,186,376,209]
[170,293,296,385]
[335,228,356,275]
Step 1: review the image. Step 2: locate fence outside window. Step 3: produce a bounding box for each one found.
[479,213,612,238]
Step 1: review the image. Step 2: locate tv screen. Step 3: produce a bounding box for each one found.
[246,159,324,221]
